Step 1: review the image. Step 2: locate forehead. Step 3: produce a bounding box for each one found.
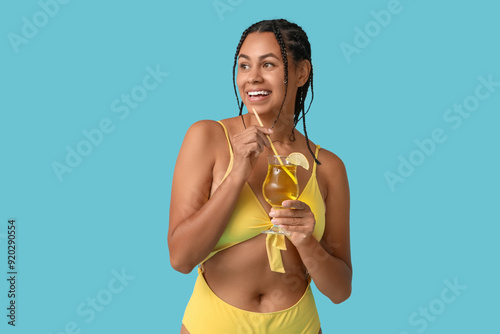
[239,32,281,57]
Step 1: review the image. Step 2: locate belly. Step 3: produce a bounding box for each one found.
[202,234,309,313]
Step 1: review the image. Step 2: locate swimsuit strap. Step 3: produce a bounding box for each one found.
[312,145,321,175]
[217,121,234,184]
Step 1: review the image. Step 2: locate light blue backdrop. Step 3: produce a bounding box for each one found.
[1,0,499,333]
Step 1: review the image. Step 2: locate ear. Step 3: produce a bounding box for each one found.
[295,59,311,87]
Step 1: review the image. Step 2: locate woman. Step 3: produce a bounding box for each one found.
[168,19,351,333]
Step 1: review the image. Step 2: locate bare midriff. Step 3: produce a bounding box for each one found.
[202,233,309,313]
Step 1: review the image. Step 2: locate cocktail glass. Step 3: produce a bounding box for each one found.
[262,155,299,235]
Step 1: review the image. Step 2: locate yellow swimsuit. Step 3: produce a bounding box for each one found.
[182,121,325,333]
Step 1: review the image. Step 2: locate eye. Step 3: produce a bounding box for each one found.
[263,62,275,68]
[239,63,250,70]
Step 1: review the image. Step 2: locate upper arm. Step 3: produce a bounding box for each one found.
[168,120,220,241]
[319,150,352,273]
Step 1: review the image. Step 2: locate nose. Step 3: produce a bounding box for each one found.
[247,67,263,84]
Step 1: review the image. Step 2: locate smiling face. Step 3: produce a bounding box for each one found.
[236,32,302,118]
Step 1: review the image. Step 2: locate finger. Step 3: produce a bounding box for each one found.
[281,200,309,210]
[270,209,305,218]
[238,131,259,145]
[256,126,274,135]
[236,127,272,149]
[256,128,273,147]
[251,141,265,155]
[272,217,305,226]
[253,142,264,157]
[244,142,263,157]
[242,125,272,136]
[278,224,311,233]
[241,126,271,146]
[240,130,268,148]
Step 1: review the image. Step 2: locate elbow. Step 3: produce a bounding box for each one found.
[170,259,196,274]
[172,265,194,275]
[169,252,197,274]
[330,265,352,304]
[330,284,352,304]
[168,232,198,274]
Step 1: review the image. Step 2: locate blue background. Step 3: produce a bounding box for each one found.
[1,0,499,333]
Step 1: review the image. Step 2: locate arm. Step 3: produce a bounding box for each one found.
[168,120,272,274]
[270,150,352,303]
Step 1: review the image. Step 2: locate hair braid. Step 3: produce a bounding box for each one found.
[271,21,288,129]
[296,64,314,125]
[232,26,253,128]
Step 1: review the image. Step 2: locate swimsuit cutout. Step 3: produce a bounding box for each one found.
[200,121,326,273]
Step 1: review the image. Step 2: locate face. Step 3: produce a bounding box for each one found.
[236,32,307,117]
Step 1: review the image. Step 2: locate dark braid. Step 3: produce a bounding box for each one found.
[232,19,320,165]
[271,21,288,129]
[232,27,252,128]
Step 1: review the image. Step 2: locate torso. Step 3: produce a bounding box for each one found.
[202,116,327,313]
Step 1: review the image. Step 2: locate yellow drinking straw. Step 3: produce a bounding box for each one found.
[252,108,298,185]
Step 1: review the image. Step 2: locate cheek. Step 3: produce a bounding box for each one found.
[265,70,284,86]
[236,74,246,93]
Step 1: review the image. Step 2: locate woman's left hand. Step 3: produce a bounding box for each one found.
[269,200,316,246]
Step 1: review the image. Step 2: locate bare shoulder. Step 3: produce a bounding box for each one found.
[184,119,224,139]
[176,119,228,170]
[317,148,347,178]
[218,115,244,133]
[181,120,228,150]
[316,148,349,198]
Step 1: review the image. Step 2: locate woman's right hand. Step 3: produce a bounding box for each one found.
[231,125,273,180]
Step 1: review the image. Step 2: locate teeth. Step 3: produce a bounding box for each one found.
[248,91,270,96]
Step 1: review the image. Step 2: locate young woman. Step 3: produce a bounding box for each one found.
[168,19,352,333]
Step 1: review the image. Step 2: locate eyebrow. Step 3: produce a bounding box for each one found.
[239,53,281,61]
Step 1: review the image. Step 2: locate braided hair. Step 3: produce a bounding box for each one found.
[232,19,320,165]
